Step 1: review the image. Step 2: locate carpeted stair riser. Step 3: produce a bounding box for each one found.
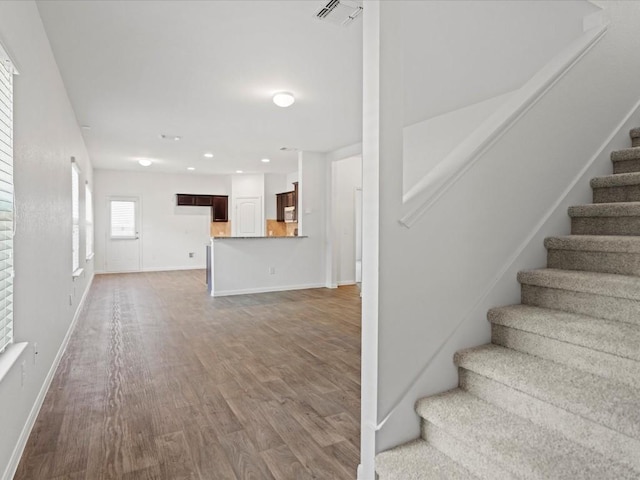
[458,368,640,472]
[454,346,640,441]
[631,128,640,147]
[490,324,640,388]
[521,284,640,325]
[545,235,640,275]
[571,216,640,235]
[593,185,640,203]
[417,389,638,479]
[547,249,640,275]
[611,148,640,174]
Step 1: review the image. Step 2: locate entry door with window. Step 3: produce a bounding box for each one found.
[106,197,141,272]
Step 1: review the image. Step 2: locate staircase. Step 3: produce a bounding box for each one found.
[375,128,640,479]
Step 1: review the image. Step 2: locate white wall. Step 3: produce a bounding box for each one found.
[367,0,640,465]
[211,151,327,296]
[94,169,229,272]
[335,156,362,285]
[403,92,513,194]
[0,2,94,478]
[401,0,598,125]
[264,173,287,219]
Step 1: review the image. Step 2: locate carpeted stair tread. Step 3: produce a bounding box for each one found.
[375,439,477,480]
[611,147,640,162]
[630,128,640,147]
[518,268,640,300]
[591,171,640,188]
[544,234,640,253]
[454,344,640,440]
[568,201,640,217]
[488,304,640,362]
[416,389,638,480]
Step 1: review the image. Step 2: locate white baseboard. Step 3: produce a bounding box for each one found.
[338,280,357,286]
[213,282,326,297]
[2,273,94,480]
[95,265,205,274]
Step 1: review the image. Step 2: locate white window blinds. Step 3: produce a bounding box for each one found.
[110,200,136,238]
[85,183,93,258]
[71,162,80,273]
[0,55,14,354]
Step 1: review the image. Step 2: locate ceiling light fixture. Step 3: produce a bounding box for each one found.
[272,92,295,108]
[203,152,214,158]
[261,158,270,163]
[187,167,195,171]
[138,159,152,167]
[235,170,243,174]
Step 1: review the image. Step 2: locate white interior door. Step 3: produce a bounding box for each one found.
[234,196,263,237]
[106,197,141,272]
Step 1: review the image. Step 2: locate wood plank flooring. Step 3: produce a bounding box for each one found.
[14,271,361,479]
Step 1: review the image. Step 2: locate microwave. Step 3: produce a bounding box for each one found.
[284,206,296,223]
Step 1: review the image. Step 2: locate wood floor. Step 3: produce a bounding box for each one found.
[15,271,361,480]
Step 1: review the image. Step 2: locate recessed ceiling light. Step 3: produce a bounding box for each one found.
[273,92,295,108]
[187,167,195,171]
[261,158,270,163]
[138,159,152,167]
[203,152,214,158]
[235,170,243,174]
[159,134,181,141]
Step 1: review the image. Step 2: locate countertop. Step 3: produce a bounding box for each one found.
[212,235,308,239]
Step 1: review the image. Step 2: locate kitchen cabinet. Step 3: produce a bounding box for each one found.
[176,194,228,222]
[176,194,196,206]
[276,186,297,222]
[212,195,228,222]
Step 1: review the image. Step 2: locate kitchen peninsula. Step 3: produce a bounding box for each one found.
[207,234,324,297]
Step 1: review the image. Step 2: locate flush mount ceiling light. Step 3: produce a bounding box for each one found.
[261,158,270,163]
[272,92,295,108]
[235,170,243,174]
[187,167,195,171]
[203,152,214,158]
[138,159,152,167]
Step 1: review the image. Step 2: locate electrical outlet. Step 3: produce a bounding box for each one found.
[269,267,275,275]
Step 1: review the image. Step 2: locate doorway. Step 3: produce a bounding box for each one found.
[105,196,141,272]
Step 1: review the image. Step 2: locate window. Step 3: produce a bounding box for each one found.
[110,200,136,238]
[0,53,14,353]
[71,161,80,274]
[85,183,93,259]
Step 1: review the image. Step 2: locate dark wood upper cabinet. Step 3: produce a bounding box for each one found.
[195,195,213,206]
[176,194,196,206]
[176,194,228,222]
[212,195,228,222]
[275,185,298,222]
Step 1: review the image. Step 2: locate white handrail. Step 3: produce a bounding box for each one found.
[399,23,608,229]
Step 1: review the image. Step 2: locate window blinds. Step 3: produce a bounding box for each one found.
[71,163,80,273]
[0,56,13,354]
[110,200,136,238]
[85,184,93,258]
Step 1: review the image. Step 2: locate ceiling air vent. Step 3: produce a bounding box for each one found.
[314,0,363,27]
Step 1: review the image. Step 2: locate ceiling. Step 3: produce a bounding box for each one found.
[36,0,363,176]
